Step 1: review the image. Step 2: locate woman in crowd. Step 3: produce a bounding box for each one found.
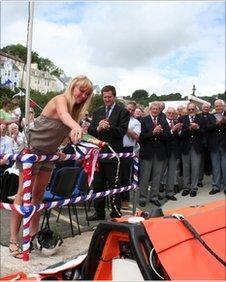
[9,75,93,258]
[8,123,23,153]
[0,99,19,126]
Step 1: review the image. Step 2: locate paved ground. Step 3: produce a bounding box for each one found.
[0,175,225,277]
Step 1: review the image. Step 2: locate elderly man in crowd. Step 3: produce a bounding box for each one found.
[158,101,166,119]
[206,99,226,195]
[0,124,15,174]
[180,102,206,197]
[164,107,183,200]
[198,103,212,187]
[138,102,170,207]
[177,105,184,118]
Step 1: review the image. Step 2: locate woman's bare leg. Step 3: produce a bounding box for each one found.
[30,169,52,236]
[10,174,25,243]
[9,173,35,256]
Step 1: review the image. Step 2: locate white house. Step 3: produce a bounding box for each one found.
[53,75,72,93]
[0,53,21,90]
[23,63,57,94]
[0,51,63,94]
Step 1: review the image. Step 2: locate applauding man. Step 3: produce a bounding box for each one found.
[88,85,130,220]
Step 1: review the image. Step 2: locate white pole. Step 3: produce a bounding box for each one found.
[25,0,35,127]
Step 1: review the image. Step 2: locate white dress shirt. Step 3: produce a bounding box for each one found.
[123,116,141,147]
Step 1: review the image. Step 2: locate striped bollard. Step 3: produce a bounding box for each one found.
[21,154,35,261]
[132,156,139,214]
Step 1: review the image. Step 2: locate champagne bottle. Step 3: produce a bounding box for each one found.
[82,133,107,148]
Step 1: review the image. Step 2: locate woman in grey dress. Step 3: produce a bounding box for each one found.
[9,75,93,258]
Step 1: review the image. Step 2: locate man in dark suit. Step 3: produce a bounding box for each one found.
[164,107,183,200]
[180,102,206,197]
[198,103,212,187]
[139,102,170,207]
[206,99,226,195]
[87,85,130,220]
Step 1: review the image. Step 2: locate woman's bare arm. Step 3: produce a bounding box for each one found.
[54,95,83,142]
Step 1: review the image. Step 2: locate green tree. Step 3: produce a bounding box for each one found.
[0,87,16,107]
[37,58,54,72]
[1,44,39,63]
[149,93,159,102]
[89,94,103,114]
[2,44,27,62]
[132,89,149,100]
[88,94,126,115]
[51,68,64,78]
[1,44,65,76]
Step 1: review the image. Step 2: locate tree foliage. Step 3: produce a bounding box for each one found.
[88,94,103,114]
[1,44,64,77]
[0,86,58,117]
[132,89,149,100]
[197,91,226,106]
[130,89,186,106]
[88,94,125,115]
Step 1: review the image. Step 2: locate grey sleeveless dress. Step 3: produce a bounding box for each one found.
[25,115,71,155]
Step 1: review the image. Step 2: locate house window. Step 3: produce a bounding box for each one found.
[15,72,17,78]
[8,71,10,76]
[5,71,7,76]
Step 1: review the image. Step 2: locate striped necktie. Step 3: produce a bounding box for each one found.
[153,117,157,127]
[170,120,174,129]
[106,106,111,118]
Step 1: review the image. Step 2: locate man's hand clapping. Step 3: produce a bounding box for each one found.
[172,122,182,132]
[216,117,226,125]
[189,122,200,130]
[97,119,110,132]
[153,124,163,135]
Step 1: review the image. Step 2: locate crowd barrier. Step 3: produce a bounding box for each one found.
[0,149,139,261]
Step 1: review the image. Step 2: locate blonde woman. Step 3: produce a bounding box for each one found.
[9,75,93,258]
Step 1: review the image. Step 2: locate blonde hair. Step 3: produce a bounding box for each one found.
[8,123,19,136]
[64,75,93,123]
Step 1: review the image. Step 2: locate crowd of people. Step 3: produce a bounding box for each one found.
[84,87,226,219]
[0,77,225,258]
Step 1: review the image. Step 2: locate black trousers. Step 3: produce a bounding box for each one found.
[93,161,121,215]
[0,172,19,203]
[120,147,134,202]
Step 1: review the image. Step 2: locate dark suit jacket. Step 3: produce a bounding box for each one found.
[88,104,130,155]
[206,112,226,152]
[139,115,170,161]
[179,114,206,154]
[165,120,181,158]
[198,112,211,148]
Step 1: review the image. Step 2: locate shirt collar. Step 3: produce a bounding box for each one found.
[150,115,157,120]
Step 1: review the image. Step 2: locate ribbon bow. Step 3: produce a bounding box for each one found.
[83,147,101,186]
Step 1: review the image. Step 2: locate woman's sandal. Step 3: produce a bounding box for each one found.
[9,241,22,259]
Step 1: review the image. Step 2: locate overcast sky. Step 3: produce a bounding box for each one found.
[1,1,225,97]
